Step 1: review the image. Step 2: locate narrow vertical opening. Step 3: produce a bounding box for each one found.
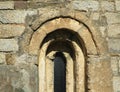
[53,52,66,92]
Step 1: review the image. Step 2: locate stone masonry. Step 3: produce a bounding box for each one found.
[0,0,120,92]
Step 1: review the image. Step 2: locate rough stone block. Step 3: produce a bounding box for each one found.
[111,57,119,75]
[14,1,27,9]
[0,10,37,23]
[108,38,120,54]
[0,53,5,64]
[113,76,120,92]
[72,0,99,11]
[115,0,120,11]
[105,12,120,24]
[101,1,115,11]
[0,65,38,92]
[0,39,18,52]
[0,1,14,9]
[0,24,25,38]
[108,24,120,38]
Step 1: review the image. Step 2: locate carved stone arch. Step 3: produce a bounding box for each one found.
[30,10,108,55]
[29,10,113,92]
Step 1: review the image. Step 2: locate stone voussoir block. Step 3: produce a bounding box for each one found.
[0,10,37,23]
[0,1,14,10]
[72,0,99,11]
[0,39,19,52]
[0,24,25,38]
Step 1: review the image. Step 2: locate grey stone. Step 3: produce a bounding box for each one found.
[101,1,115,11]
[72,0,99,11]
[0,10,37,23]
[108,38,120,54]
[115,0,120,11]
[0,1,14,9]
[0,53,5,64]
[0,39,19,52]
[0,24,25,38]
[108,24,120,38]
[105,12,120,24]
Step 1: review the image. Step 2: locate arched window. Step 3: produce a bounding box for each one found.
[54,52,66,92]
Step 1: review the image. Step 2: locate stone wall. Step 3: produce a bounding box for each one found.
[0,0,119,92]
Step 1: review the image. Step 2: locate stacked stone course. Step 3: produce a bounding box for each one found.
[0,0,119,92]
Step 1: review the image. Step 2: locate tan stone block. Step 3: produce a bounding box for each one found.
[0,10,37,23]
[115,0,120,11]
[88,55,113,92]
[105,12,120,24]
[0,1,14,9]
[101,1,115,11]
[91,12,99,20]
[111,57,119,75]
[6,54,16,65]
[72,0,99,11]
[108,24,120,38]
[108,38,120,54]
[113,76,120,92]
[0,24,25,38]
[0,39,18,52]
[0,53,6,64]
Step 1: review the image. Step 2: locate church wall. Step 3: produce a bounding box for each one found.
[0,0,120,92]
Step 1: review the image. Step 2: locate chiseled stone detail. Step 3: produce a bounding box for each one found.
[0,10,37,23]
[0,24,25,38]
[0,1,14,9]
[72,0,99,11]
[0,39,18,52]
[0,53,6,64]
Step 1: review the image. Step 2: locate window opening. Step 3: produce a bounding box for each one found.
[53,52,66,92]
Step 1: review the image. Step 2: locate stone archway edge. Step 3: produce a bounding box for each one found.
[29,14,107,55]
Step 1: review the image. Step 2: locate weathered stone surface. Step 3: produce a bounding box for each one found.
[0,24,25,38]
[90,12,99,20]
[108,38,120,54]
[111,57,119,76]
[0,65,38,92]
[6,54,16,65]
[88,55,113,92]
[0,39,18,52]
[0,10,37,23]
[113,76,120,92]
[14,1,27,9]
[101,1,115,11]
[0,53,5,64]
[72,0,99,11]
[0,1,14,9]
[108,24,120,38]
[115,0,120,11]
[105,12,120,24]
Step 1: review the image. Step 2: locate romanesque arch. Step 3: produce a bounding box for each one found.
[29,10,113,92]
